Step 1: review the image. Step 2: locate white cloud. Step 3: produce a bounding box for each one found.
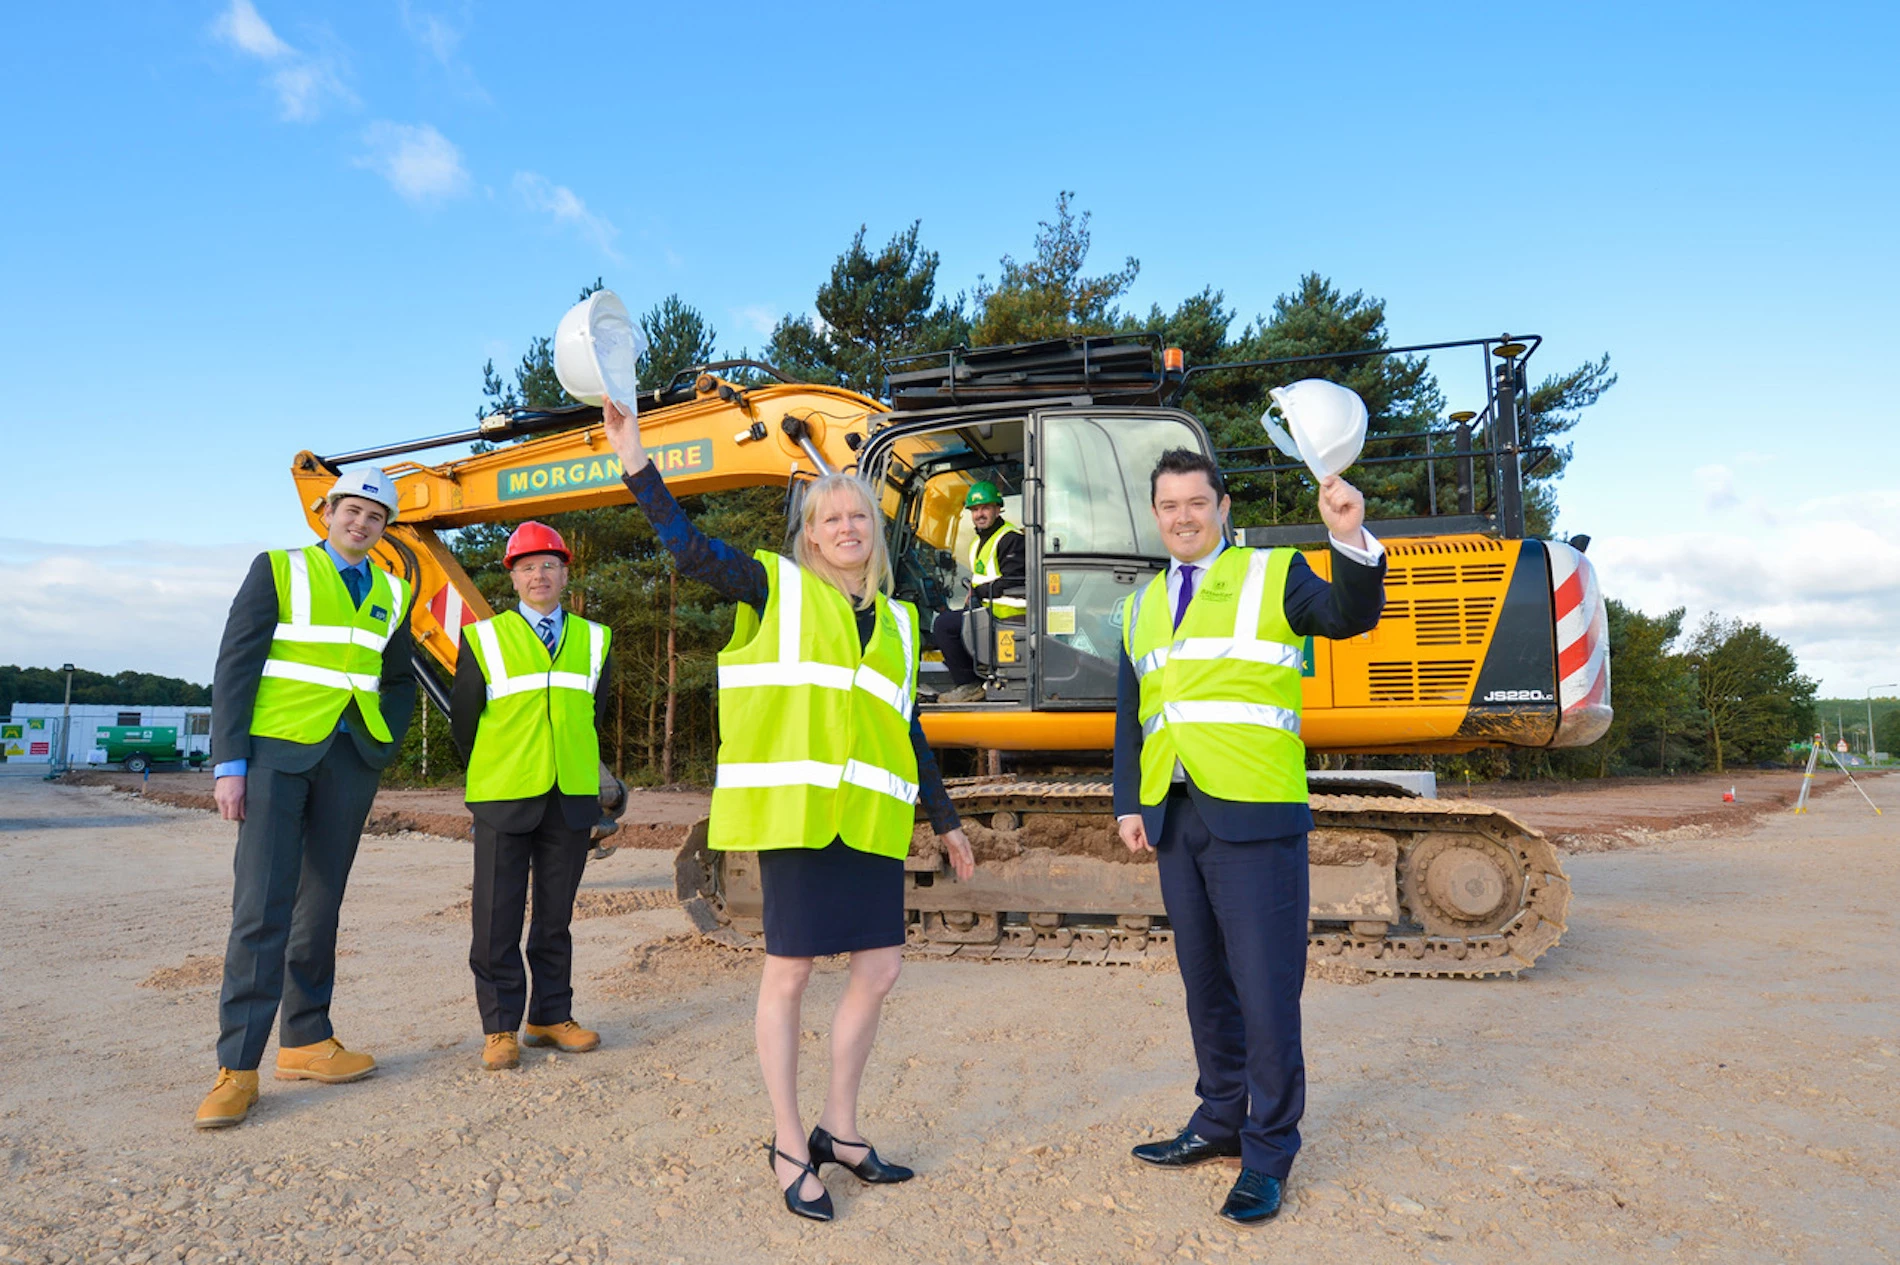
[211,0,290,59]
[401,3,459,64]
[399,1,489,102]
[1590,487,1900,697]
[0,539,264,683]
[208,0,354,122]
[1693,463,1739,512]
[356,122,470,203]
[271,60,352,122]
[513,172,620,259]
[732,305,779,339]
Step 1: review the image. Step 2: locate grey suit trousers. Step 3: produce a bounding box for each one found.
[216,737,381,1070]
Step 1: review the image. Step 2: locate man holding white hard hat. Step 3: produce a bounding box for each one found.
[194,467,417,1129]
[1114,379,1384,1226]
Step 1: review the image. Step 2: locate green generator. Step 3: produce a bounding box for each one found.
[95,726,206,773]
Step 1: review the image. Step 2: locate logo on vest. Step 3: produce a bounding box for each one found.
[370,605,388,621]
[1196,580,1236,604]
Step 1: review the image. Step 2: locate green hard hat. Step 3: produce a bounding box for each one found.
[965,480,1003,508]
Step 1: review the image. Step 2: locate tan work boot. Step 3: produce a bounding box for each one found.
[194,1068,259,1129]
[274,1037,376,1084]
[483,1032,521,1071]
[522,1020,599,1053]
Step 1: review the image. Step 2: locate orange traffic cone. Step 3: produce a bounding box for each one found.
[1722,786,1736,803]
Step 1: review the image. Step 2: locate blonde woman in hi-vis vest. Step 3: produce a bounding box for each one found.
[603,397,975,1224]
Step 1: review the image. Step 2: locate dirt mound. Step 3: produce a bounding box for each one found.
[364,807,472,840]
[139,955,223,990]
[605,822,690,851]
[593,932,757,997]
[430,887,677,922]
[1448,769,1865,851]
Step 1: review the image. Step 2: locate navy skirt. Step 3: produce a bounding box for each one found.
[758,837,905,957]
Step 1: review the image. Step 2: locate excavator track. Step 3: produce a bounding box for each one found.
[673,778,1569,978]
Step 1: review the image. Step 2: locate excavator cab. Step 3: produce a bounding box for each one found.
[863,403,1212,719]
[854,334,1216,737]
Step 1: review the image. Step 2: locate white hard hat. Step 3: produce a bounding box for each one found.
[1262,379,1369,481]
[555,289,647,409]
[326,466,400,522]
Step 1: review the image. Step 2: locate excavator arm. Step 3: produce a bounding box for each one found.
[290,378,888,681]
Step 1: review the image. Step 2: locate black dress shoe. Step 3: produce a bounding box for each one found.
[1218,1168,1283,1226]
[764,1140,834,1221]
[809,1124,915,1183]
[1131,1128,1243,1168]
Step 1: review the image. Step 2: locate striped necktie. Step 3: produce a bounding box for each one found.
[537,615,556,652]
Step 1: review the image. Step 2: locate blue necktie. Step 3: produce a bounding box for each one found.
[344,567,367,608]
[1173,564,1198,630]
[537,615,556,652]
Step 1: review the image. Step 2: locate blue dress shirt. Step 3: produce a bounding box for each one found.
[518,601,564,649]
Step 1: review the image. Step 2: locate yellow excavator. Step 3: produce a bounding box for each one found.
[291,333,1609,977]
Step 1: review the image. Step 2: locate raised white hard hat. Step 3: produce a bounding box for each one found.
[554,289,647,409]
[1261,379,1369,481]
[326,466,399,522]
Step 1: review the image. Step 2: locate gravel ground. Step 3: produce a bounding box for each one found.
[0,767,1894,1263]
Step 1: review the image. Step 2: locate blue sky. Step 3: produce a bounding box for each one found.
[3,1,1895,697]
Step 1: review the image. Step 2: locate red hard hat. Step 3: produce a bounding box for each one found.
[503,521,571,567]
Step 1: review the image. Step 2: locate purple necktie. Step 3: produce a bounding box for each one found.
[1173,563,1198,630]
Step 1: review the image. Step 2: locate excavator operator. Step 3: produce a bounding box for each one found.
[930,480,1025,703]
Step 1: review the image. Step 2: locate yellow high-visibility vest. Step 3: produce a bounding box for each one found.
[973,521,1025,618]
[250,545,409,745]
[464,609,609,802]
[709,551,920,858]
[1122,547,1307,806]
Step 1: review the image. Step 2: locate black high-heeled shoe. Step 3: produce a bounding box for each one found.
[764,1140,834,1221]
[808,1124,915,1184]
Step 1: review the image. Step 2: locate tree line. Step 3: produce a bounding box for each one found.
[1,664,211,716]
[379,193,1814,786]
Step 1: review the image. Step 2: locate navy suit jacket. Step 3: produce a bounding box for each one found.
[1112,543,1387,843]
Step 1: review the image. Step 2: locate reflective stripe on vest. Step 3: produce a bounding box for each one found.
[268,550,398,652]
[470,616,607,701]
[464,609,608,801]
[1141,700,1302,739]
[973,521,1025,617]
[1123,547,1306,805]
[709,551,921,858]
[713,556,916,724]
[250,545,408,745]
[713,758,920,803]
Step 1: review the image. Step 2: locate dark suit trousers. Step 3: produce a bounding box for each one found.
[931,610,979,686]
[217,738,381,1069]
[1155,789,1310,1179]
[469,797,591,1034]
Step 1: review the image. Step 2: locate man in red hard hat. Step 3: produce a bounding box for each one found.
[450,521,615,1071]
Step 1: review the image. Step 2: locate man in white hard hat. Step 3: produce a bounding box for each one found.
[1115,448,1384,1226]
[194,467,418,1129]
[449,521,614,1072]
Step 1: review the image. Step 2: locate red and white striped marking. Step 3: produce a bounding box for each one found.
[1547,542,1610,746]
[427,583,477,648]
